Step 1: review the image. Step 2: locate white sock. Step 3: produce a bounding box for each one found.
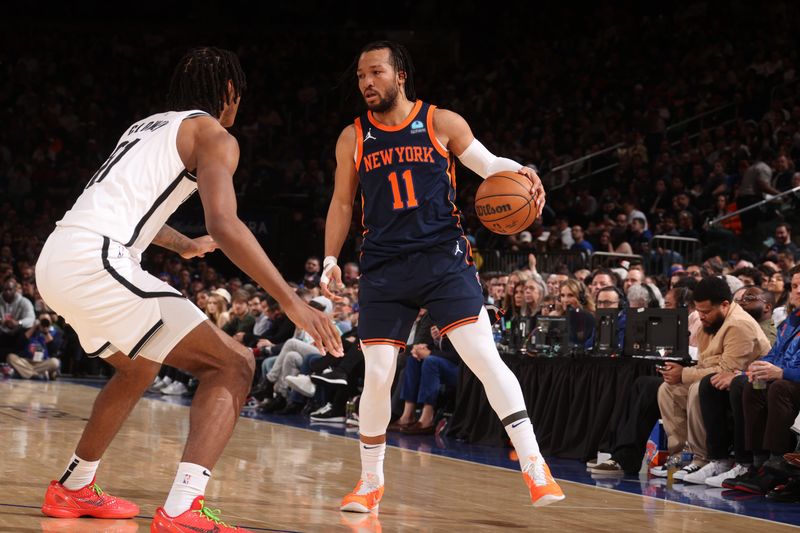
[505,418,542,470]
[60,454,100,490]
[163,462,211,517]
[360,442,386,487]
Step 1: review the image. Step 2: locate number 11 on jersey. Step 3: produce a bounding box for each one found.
[388,170,418,210]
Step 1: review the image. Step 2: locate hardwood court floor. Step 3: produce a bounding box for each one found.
[0,379,797,532]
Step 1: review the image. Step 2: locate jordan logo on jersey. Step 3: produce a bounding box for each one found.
[364,128,377,142]
[454,240,463,256]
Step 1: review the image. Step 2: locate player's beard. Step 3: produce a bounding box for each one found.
[365,84,399,112]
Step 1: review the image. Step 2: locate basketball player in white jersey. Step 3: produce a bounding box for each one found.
[36,47,342,533]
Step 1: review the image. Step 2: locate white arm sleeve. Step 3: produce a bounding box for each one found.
[457,138,522,179]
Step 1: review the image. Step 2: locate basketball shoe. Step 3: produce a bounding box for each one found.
[523,457,566,507]
[340,476,384,513]
[151,496,254,532]
[41,479,139,519]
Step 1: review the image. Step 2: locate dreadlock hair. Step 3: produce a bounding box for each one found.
[167,47,247,117]
[358,40,416,101]
[338,40,417,111]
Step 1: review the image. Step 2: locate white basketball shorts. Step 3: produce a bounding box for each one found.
[35,226,208,363]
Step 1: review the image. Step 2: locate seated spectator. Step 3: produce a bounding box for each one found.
[522,279,545,317]
[259,298,335,414]
[300,256,322,288]
[570,225,594,254]
[768,223,799,260]
[205,293,230,329]
[557,279,595,347]
[716,265,800,494]
[342,262,360,287]
[623,268,644,292]
[1,279,35,362]
[627,284,653,309]
[545,273,568,298]
[732,267,763,288]
[766,271,790,311]
[588,268,618,300]
[252,293,272,338]
[734,286,777,345]
[6,313,61,380]
[586,286,627,351]
[390,316,459,435]
[222,289,257,345]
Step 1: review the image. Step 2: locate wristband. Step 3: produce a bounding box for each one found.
[321,256,338,286]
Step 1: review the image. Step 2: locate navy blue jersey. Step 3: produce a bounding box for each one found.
[354,100,466,271]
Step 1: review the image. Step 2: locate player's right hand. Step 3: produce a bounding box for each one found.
[285,299,344,357]
[320,264,342,299]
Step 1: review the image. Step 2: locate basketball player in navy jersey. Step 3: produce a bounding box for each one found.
[322,41,565,511]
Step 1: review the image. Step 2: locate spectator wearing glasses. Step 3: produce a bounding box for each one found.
[734,286,777,345]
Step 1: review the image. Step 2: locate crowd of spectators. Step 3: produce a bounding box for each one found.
[3,0,800,506]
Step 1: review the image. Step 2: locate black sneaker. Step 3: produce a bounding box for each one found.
[722,465,760,490]
[766,477,800,503]
[310,402,346,422]
[311,367,348,386]
[735,465,790,495]
[259,395,286,413]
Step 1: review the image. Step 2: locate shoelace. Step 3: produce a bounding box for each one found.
[356,476,381,495]
[524,461,550,486]
[91,484,105,497]
[195,500,231,527]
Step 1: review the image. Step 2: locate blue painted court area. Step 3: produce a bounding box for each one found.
[72,378,800,528]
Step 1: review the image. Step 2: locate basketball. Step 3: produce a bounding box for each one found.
[475,171,540,235]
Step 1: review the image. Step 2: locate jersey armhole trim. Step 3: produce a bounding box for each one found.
[427,105,449,158]
[354,119,364,171]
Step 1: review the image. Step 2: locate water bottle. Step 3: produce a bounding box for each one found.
[680,445,693,466]
[492,322,502,344]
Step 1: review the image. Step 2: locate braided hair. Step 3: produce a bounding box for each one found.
[359,40,416,101]
[167,47,247,117]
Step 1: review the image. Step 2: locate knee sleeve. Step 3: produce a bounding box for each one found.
[358,343,399,437]
[447,307,527,421]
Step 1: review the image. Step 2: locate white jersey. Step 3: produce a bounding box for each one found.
[57,109,209,259]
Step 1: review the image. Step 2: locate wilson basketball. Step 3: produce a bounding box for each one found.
[475,171,540,235]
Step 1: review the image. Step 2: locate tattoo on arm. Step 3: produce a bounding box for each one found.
[152,225,192,255]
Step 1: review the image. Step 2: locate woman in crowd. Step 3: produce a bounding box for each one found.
[205,293,231,329]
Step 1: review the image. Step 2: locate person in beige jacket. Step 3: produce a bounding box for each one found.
[657,276,770,480]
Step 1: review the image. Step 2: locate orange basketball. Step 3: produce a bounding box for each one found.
[475,171,540,235]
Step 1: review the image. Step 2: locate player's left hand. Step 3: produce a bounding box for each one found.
[181,235,218,259]
[517,166,546,213]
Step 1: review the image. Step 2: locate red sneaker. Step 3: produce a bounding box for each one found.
[41,479,139,519]
[151,496,254,532]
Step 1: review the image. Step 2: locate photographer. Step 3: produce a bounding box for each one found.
[6,313,61,380]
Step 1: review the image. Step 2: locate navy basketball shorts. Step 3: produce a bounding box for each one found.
[358,237,485,350]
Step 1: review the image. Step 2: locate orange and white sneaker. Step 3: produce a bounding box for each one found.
[523,458,566,507]
[151,495,254,532]
[340,478,384,513]
[41,479,139,519]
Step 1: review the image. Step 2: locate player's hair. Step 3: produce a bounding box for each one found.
[358,40,417,101]
[167,46,247,117]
